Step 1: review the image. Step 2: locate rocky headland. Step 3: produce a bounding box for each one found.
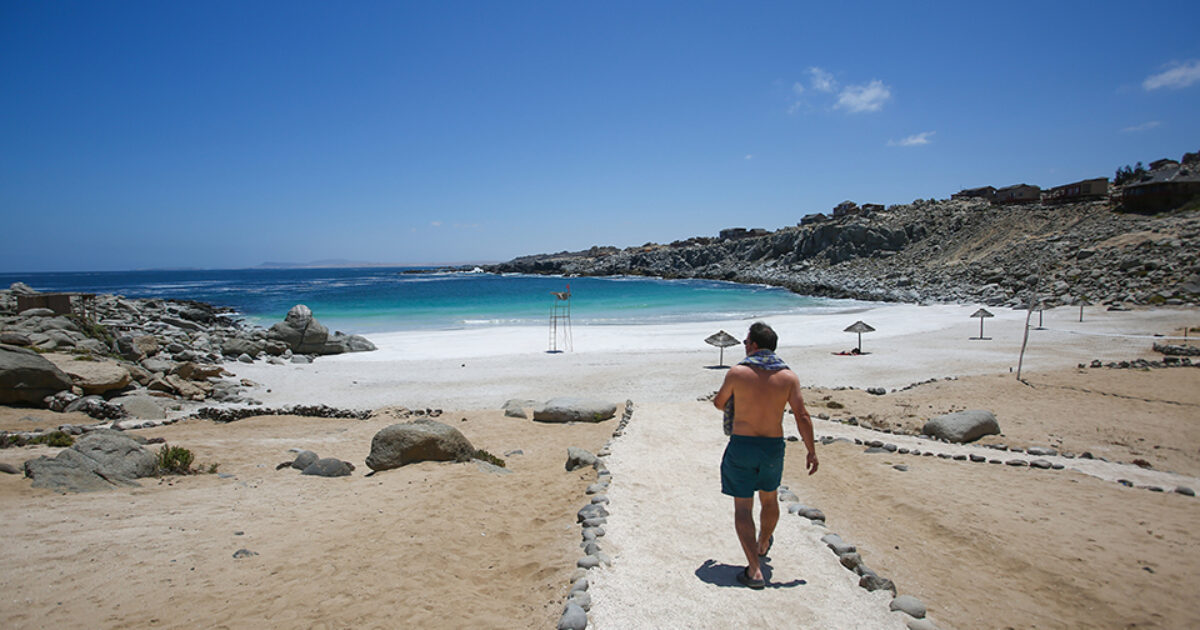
[0,284,376,422]
[487,198,1200,308]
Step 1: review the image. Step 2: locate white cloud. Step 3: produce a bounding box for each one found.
[1122,120,1161,133]
[744,154,754,160]
[888,131,935,147]
[835,80,892,113]
[809,67,836,93]
[1143,60,1200,90]
[430,221,442,227]
[786,82,806,114]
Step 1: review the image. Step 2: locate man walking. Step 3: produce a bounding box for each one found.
[712,321,818,589]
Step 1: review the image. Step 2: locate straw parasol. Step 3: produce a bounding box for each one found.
[705,330,740,366]
[970,308,994,340]
[843,320,875,353]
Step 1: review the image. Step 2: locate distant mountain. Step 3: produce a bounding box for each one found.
[255,260,403,269]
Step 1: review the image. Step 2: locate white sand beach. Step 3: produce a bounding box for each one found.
[2,303,1198,629]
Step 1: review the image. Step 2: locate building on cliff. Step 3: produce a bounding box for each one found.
[718,227,768,241]
[832,201,860,217]
[952,186,997,201]
[1121,165,1200,212]
[1046,177,1109,203]
[996,184,1041,204]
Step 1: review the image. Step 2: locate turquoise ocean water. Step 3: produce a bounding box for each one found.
[0,267,850,334]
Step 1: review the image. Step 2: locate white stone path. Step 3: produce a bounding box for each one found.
[586,402,911,630]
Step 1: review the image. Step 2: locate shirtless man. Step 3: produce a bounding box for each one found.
[712,321,818,589]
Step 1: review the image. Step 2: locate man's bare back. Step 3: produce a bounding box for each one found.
[714,364,805,438]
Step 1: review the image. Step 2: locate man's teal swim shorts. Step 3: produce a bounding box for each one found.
[720,434,785,498]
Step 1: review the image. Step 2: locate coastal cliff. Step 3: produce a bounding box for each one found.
[488,198,1200,308]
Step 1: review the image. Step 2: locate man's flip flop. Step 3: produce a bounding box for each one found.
[736,568,766,590]
[759,534,774,558]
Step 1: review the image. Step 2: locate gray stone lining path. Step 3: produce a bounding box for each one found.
[811,418,1200,493]
[581,402,920,629]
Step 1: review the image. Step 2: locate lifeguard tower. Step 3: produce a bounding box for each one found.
[548,284,573,353]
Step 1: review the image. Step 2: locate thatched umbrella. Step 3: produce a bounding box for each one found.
[970,308,994,340]
[705,330,740,366]
[1073,296,1091,322]
[843,320,875,353]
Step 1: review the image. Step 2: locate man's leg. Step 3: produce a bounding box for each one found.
[733,496,761,580]
[757,489,779,555]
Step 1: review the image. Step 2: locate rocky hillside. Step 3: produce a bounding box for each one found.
[488,199,1200,308]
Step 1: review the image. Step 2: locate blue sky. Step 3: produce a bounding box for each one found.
[2,1,1198,272]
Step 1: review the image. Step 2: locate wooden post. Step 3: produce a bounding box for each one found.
[1017,295,1036,383]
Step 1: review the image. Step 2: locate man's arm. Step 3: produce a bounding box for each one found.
[713,367,738,411]
[787,372,819,475]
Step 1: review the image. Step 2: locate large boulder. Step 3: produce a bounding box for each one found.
[23,431,156,492]
[502,398,537,419]
[171,362,225,381]
[48,357,132,395]
[321,332,377,354]
[365,419,476,471]
[221,338,264,358]
[269,305,330,354]
[71,432,157,479]
[922,409,1000,443]
[302,458,355,477]
[0,344,74,405]
[268,305,375,355]
[533,398,618,423]
[109,394,166,419]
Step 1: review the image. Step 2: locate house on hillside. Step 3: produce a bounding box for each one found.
[719,228,769,241]
[860,203,884,214]
[1046,177,1108,203]
[1121,166,1200,212]
[832,201,860,217]
[800,212,829,225]
[996,184,1041,204]
[952,186,997,201]
[1150,158,1180,171]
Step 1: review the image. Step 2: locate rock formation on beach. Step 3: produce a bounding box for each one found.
[487,198,1200,308]
[0,285,376,418]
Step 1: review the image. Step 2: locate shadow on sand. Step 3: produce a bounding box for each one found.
[704,365,732,370]
[694,558,806,589]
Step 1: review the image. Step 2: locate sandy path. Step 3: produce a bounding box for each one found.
[586,402,910,629]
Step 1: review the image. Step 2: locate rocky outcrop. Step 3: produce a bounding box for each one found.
[364,419,476,471]
[268,304,376,355]
[1,284,377,414]
[0,344,73,404]
[486,200,1200,308]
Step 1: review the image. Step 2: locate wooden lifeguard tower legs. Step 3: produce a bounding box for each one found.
[548,287,573,353]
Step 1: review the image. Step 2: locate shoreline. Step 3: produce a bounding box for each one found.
[222,303,1196,411]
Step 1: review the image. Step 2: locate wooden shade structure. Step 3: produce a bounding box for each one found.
[970,308,994,340]
[843,320,875,353]
[705,330,740,366]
